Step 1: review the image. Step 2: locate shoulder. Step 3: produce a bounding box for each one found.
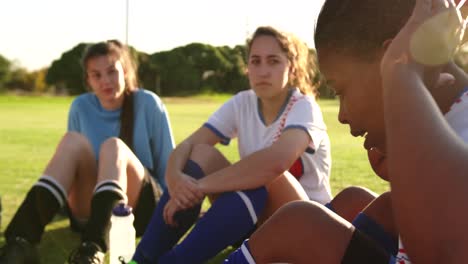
[290,90,318,110]
[287,90,326,127]
[70,92,95,110]
[134,89,165,110]
[229,89,256,106]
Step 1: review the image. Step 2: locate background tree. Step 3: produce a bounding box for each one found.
[46,43,88,95]
[39,41,335,98]
[0,54,11,91]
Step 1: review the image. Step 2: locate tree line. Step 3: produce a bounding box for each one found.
[5,41,468,98]
[0,42,337,98]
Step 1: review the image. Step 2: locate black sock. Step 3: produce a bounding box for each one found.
[5,176,66,244]
[82,181,125,252]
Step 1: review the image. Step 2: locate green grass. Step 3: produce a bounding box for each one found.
[0,95,389,263]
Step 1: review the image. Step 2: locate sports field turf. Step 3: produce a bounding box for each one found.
[0,94,388,263]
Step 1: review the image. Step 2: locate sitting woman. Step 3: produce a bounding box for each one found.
[132,26,332,264]
[0,40,174,264]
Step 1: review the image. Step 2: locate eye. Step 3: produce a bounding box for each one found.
[108,68,118,75]
[268,59,280,65]
[249,58,260,65]
[89,73,101,80]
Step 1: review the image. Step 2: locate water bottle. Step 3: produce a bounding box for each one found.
[109,203,136,264]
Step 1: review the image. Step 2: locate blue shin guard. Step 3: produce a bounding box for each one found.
[352,212,398,255]
[132,160,205,263]
[224,240,256,264]
[159,187,268,264]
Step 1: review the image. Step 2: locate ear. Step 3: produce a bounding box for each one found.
[377,39,394,61]
[382,39,393,51]
[289,64,295,77]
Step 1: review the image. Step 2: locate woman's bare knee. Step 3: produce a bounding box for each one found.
[99,137,128,156]
[331,186,378,222]
[99,137,145,205]
[258,173,308,224]
[251,201,353,263]
[45,132,95,187]
[56,131,93,157]
[362,191,397,237]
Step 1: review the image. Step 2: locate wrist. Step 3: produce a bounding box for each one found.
[382,62,422,85]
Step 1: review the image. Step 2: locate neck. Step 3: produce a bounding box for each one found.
[259,89,290,125]
[432,62,468,114]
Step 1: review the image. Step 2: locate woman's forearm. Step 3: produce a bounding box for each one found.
[165,140,193,188]
[198,146,294,194]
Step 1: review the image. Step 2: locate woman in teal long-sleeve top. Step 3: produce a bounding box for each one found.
[0,40,175,264]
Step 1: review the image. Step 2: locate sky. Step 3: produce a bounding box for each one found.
[0,0,325,71]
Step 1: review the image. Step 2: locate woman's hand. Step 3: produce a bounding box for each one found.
[380,0,465,89]
[163,198,182,227]
[167,171,205,209]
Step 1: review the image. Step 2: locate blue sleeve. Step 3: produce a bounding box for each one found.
[67,99,80,132]
[152,100,175,189]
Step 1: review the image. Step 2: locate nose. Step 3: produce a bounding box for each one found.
[100,73,111,85]
[337,99,349,124]
[258,63,271,77]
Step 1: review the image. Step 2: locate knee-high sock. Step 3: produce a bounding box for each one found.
[159,187,268,264]
[352,212,398,255]
[224,240,256,264]
[132,159,205,263]
[5,175,66,244]
[81,180,126,252]
[324,201,336,213]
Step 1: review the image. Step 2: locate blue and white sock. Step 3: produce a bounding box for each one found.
[159,187,268,264]
[352,212,398,255]
[324,201,336,213]
[224,240,256,264]
[132,159,205,263]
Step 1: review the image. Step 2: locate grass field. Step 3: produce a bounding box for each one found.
[0,94,389,263]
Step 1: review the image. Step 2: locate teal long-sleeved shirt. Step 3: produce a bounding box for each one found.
[67,89,175,188]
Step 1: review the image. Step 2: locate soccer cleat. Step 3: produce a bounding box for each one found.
[0,236,40,264]
[68,241,105,264]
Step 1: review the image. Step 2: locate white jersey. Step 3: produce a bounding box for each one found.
[395,89,468,264]
[205,88,332,204]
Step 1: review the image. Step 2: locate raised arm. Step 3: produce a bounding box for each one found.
[380,0,468,262]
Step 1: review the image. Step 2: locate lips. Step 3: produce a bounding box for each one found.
[364,135,371,150]
[351,130,371,149]
[256,82,271,86]
[103,88,114,95]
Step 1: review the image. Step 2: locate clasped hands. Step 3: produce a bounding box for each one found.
[164,172,205,226]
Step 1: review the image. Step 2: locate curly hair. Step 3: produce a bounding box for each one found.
[247,26,318,96]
